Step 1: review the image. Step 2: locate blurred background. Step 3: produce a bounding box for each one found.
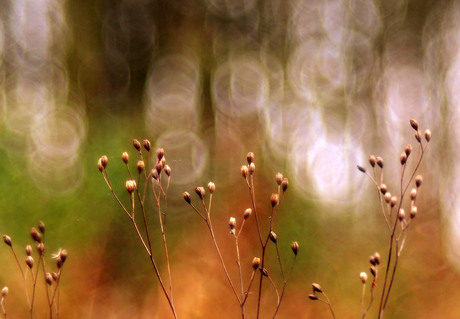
[0,0,459,317]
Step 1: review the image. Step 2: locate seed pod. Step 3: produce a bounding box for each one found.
[56,257,63,269]
[400,152,407,165]
[369,255,376,266]
[276,173,283,185]
[370,266,377,277]
[37,243,45,256]
[291,241,299,256]
[1,286,8,297]
[195,186,205,200]
[410,119,419,130]
[360,272,368,284]
[390,196,397,208]
[3,235,12,247]
[228,217,236,231]
[415,175,423,188]
[415,130,422,142]
[269,231,277,243]
[243,208,252,220]
[270,193,279,207]
[164,165,171,177]
[156,148,164,160]
[281,178,289,192]
[30,228,42,243]
[248,163,255,175]
[122,152,129,164]
[252,257,261,270]
[137,160,145,174]
[357,165,366,173]
[398,208,405,221]
[38,221,45,234]
[26,245,32,256]
[308,294,318,301]
[312,283,323,293]
[208,182,215,194]
[183,192,191,204]
[100,155,108,169]
[376,156,384,168]
[60,249,68,264]
[247,152,254,164]
[151,168,159,180]
[133,139,141,151]
[410,188,417,201]
[424,129,431,142]
[26,256,34,269]
[125,180,137,194]
[410,206,417,219]
[45,272,53,286]
[373,252,381,265]
[379,184,387,195]
[241,165,249,178]
[369,155,376,167]
[51,272,59,281]
[384,192,391,203]
[405,144,412,156]
[143,139,151,152]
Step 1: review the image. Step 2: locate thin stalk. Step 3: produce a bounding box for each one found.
[9,247,31,309]
[272,255,296,318]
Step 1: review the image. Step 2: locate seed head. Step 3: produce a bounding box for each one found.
[60,249,68,264]
[415,175,423,188]
[360,272,368,284]
[143,139,151,152]
[370,266,377,277]
[51,272,58,281]
[1,287,8,297]
[3,235,12,247]
[137,160,145,174]
[208,182,215,194]
[37,243,45,256]
[155,161,163,174]
[151,168,159,180]
[410,206,417,219]
[122,152,129,164]
[400,152,407,165]
[164,165,171,177]
[291,241,299,255]
[357,165,366,173]
[133,139,141,151]
[98,156,108,172]
[410,188,417,201]
[269,231,277,243]
[30,228,42,243]
[312,283,323,293]
[252,257,261,270]
[376,156,384,168]
[125,180,137,194]
[38,221,45,234]
[247,152,254,164]
[415,130,422,142]
[183,192,191,204]
[390,196,397,207]
[248,163,255,175]
[229,217,236,233]
[398,208,405,221]
[26,245,32,256]
[243,208,252,219]
[56,257,63,269]
[157,148,164,160]
[281,178,289,192]
[369,155,376,167]
[373,252,381,265]
[384,192,391,203]
[379,184,387,195]
[241,165,249,178]
[26,256,34,269]
[405,144,412,157]
[195,186,205,200]
[424,129,432,142]
[45,273,53,286]
[270,193,279,207]
[276,173,283,185]
[410,119,419,130]
[308,294,318,301]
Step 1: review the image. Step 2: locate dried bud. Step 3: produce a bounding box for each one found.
[398,208,405,221]
[37,243,45,256]
[424,129,431,142]
[38,221,45,234]
[51,272,59,281]
[243,208,252,219]
[137,160,145,174]
[241,165,249,178]
[410,206,417,219]
[373,252,381,265]
[410,119,419,130]
[157,148,164,160]
[161,156,166,167]
[133,139,141,151]
[270,193,279,207]
[281,178,289,192]
[376,156,384,168]
[369,155,376,167]
[143,139,151,152]
[400,152,407,165]
[195,186,205,200]
[261,268,269,277]
[26,245,32,256]
[183,192,191,204]
[56,257,63,269]
[276,173,283,185]
[45,272,53,286]
[247,152,254,164]
[252,257,261,270]
[229,217,236,231]
[122,152,129,164]
[308,294,318,301]
[415,130,422,142]
[312,283,323,293]
[98,156,108,172]
[390,196,397,207]
[405,144,412,157]
[60,249,67,264]
[384,192,391,204]
[357,165,366,173]
[26,256,34,269]
[248,163,255,175]
[360,272,368,284]
[208,182,215,194]
[151,168,159,180]
[369,255,376,266]
[370,266,377,277]
[1,287,8,297]
[379,184,387,195]
[164,165,171,177]
[269,231,277,243]
[291,241,299,256]
[410,188,417,201]
[155,161,163,174]
[415,175,423,188]
[30,228,42,243]
[125,180,137,194]
[3,235,12,247]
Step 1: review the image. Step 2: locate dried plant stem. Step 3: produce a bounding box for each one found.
[9,247,31,309]
[1,297,6,319]
[272,255,296,318]
[319,292,336,319]
[50,268,62,319]
[29,256,42,319]
[242,270,257,306]
[360,283,366,316]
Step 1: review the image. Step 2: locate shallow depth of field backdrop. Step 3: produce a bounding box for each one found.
[0,0,459,318]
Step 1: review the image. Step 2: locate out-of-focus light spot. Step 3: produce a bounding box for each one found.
[144,55,200,137]
[157,130,208,186]
[205,0,257,19]
[212,55,268,118]
[347,0,381,39]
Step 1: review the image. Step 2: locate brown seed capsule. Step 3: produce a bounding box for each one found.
[369,155,376,167]
[26,245,32,256]
[410,119,419,130]
[151,168,159,180]
[248,163,255,175]
[122,152,129,164]
[195,186,205,200]
[424,129,432,142]
[415,175,423,188]
[241,165,249,178]
[97,158,104,172]
[3,235,12,247]
[125,180,137,194]
[410,188,417,201]
[228,217,236,231]
[379,184,387,195]
[252,257,261,270]
[60,249,68,264]
[133,139,141,151]
[357,165,366,173]
[384,192,391,203]
[51,272,58,281]
[38,221,45,234]
[1,286,8,297]
[276,173,283,185]
[26,256,34,269]
[137,160,145,174]
[281,178,289,192]
[156,148,164,160]
[360,272,368,284]
[208,182,215,194]
[30,228,42,243]
[415,130,422,142]
[376,156,384,168]
[161,156,166,167]
[370,266,377,277]
[398,208,405,221]
[291,241,299,256]
[37,243,45,256]
[243,208,252,219]
[143,139,151,152]
[312,283,323,293]
[369,255,376,266]
[56,257,63,269]
[390,196,397,208]
[155,161,163,174]
[400,152,407,165]
[45,272,53,286]
[270,193,279,207]
[405,144,412,157]
[100,155,108,169]
[373,252,381,265]
[247,152,254,164]
[164,165,171,177]
[308,294,318,301]
[410,206,417,219]
[269,231,277,243]
[183,192,191,204]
